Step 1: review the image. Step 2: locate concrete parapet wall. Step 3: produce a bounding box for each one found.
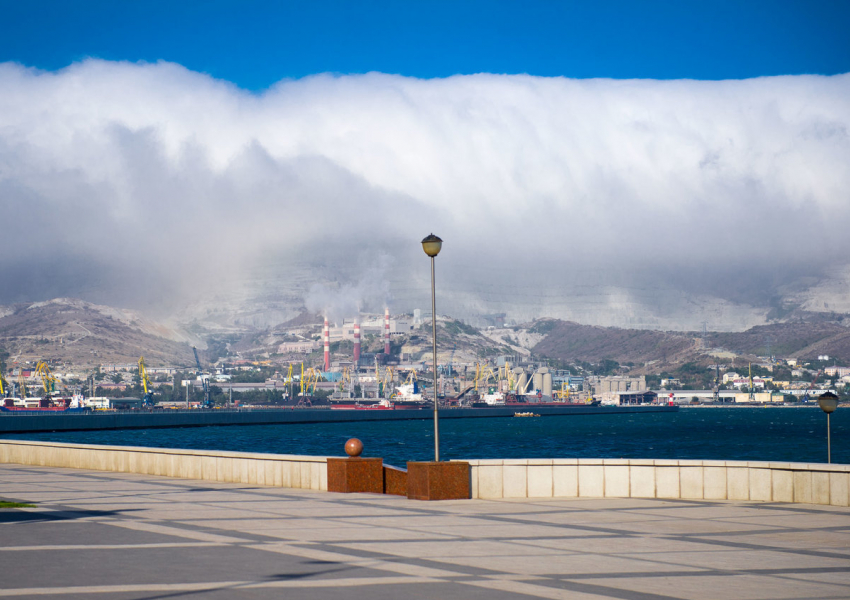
[4,441,848,507]
[0,440,328,491]
[466,458,850,507]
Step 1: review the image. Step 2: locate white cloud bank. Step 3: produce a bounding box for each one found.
[0,60,848,329]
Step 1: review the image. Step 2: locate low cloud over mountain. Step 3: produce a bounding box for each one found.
[1,60,848,329]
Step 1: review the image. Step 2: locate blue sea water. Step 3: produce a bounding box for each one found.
[4,407,848,466]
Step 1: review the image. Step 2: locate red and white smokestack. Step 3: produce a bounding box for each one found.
[353,317,361,365]
[323,317,330,372]
[384,308,391,355]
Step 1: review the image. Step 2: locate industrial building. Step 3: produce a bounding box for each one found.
[277,341,318,354]
[592,376,647,405]
[328,313,418,342]
[613,390,659,405]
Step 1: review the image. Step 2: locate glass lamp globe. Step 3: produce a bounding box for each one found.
[421,234,443,257]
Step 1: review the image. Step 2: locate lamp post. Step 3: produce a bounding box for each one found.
[818,391,839,463]
[421,234,443,462]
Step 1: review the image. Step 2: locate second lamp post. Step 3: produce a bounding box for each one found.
[818,391,839,463]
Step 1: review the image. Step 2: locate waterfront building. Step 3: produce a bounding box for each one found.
[612,390,658,405]
[593,375,647,404]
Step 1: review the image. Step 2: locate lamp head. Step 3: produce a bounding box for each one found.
[818,391,839,414]
[421,233,443,258]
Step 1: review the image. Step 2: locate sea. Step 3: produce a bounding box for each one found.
[4,406,848,467]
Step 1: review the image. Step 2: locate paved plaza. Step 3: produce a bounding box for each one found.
[1,463,849,599]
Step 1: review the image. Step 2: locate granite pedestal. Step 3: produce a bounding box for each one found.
[407,461,470,500]
[326,457,383,494]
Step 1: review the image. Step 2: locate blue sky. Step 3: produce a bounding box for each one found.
[2,0,849,89]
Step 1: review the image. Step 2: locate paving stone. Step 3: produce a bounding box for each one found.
[1,463,849,600]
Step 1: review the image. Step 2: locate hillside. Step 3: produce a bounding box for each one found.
[531,317,850,366]
[707,321,850,360]
[4,299,850,374]
[531,320,694,364]
[0,299,197,368]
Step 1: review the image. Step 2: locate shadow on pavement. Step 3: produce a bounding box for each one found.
[128,565,362,600]
[0,508,129,524]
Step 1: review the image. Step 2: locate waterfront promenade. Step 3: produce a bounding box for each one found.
[2,463,849,599]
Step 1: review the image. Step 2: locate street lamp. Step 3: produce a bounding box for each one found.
[422,233,443,462]
[818,391,839,463]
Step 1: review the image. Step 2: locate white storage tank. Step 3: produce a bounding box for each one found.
[541,368,553,397]
[514,368,529,394]
[532,371,544,393]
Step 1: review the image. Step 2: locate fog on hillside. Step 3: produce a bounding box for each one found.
[1,61,848,329]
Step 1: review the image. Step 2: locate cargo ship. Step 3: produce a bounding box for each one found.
[0,394,94,412]
[471,391,597,408]
[330,398,396,410]
[329,379,429,410]
[388,380,430,409]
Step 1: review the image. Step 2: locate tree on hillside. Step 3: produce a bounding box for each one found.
[170,373,185,402]
[229,369,272,383]
[674,363,714,389]
[595,359,620,376]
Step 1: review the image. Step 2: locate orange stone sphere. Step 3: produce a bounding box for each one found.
[344,438,364,457]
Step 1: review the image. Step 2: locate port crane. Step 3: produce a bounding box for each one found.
[499,363,515,393]
[475,363,499,394]
[192,346,213,408]
[382,367,395,399]
[299,364,308,396]
[306,369,319,395]
[401,370,417,387]
[554,382,570,401]
[338,367,352,394]
[300,366,321,397]
[372,363,394,399]
[35,361,57,398]
[295,365,322,406]
[138,357,154,407]
[18,370,27,399]
[453,364,477,399]
[284,364,294,400]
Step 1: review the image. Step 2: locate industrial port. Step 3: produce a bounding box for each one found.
[1,299,846,418]
[0,307,597,414]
